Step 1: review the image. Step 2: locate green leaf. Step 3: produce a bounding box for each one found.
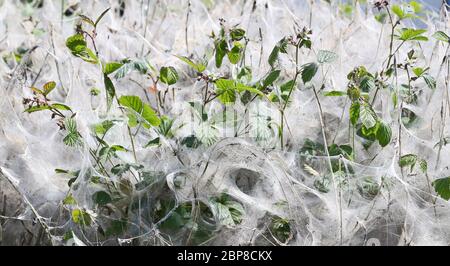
[31,87,44,95]
[63,133,80,147]
[278,80,296,103]
[392,91,398,108]
[111,144,129,151]
[422,74,436,90]
[301,63,318,83]
[63,194,77,205]
[433,177,450,200]
[98,147,113,162]
[72,209,91,226]
[111,163,132,175]
[66,34,87,55]
[144,137,160,147]
[24,105,50,113]
[376,120,392,147]
[114,59,149,79]
[227,43,242,64]
[55,168,69,174]
[357,124,377,148]
[237,66,252,84]
[131,60,149,73]
[328,144,354,160]
[412,67,425,77]
[324,90,346,96]
[157,116,175,137]
[214,79,263,104]
[181,135,201,148]
[317,50,338,64]
[262,69,281,89]
[278,38,289,53]
[268,45,280,68]
[360,104,377,129]
[396,28,428,42]
[91,87,100,96]
[119,95,160,127]
[349,102,360,126]
[235,83,264,96]
[103,62,123,75]
[409,1,422,14]
[268,38,288,68]
[63,118,81,147]
[92,191,112,205]
[209,194,245,227]
[68,177,77,187]
[65,34,98,64]
[94,120,114,135]
[270,217,292,243]
[360,76,375,92]
[80,48,98,64]
[175,55,206,73]
[432,31,450,43]
[375,12,387,24]
[105,219,128,237]
[79,14,95,26]
[280,80,296,94]
[419,159,428,173]
[104,74,115,111]
[399,154,417,169]
[230,28,245,41]
[160,66,179,85]
[215,79,236,104]
[215,39,227,68]
[391,5,405,20]
[94,7,111,27]
[43,81,56,96]
[51,103,72,111]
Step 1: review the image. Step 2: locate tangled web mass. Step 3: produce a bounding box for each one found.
[1,0,450,246]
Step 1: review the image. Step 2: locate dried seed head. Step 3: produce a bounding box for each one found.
[374,0,389,11]
[22,98,30,105]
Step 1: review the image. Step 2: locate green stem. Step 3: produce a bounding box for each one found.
[312,85,342,245]
[279,41,301,149]
[280,109,284,148]
[385,8,398,70]
[372,9,400,106]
